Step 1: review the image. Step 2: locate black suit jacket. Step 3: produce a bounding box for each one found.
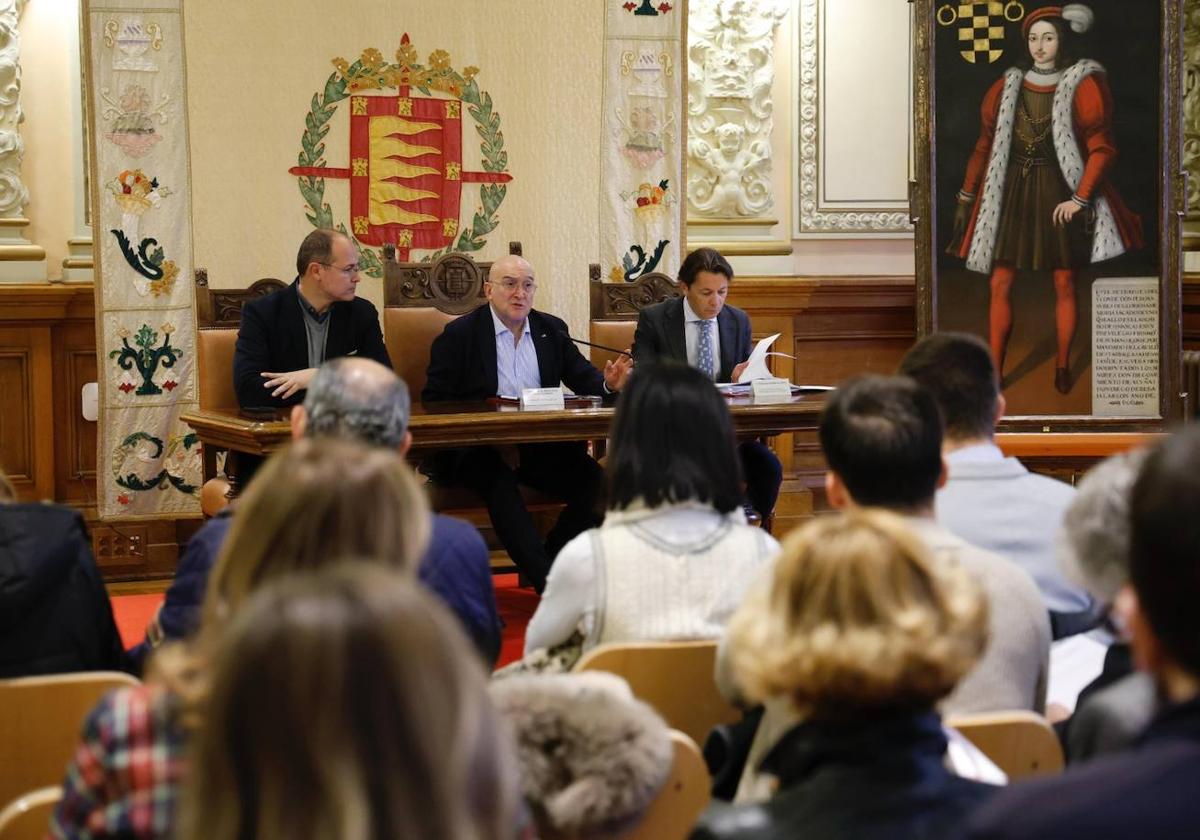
[422,304,605,402]
[233,280,392,409]
[632,296,752,382]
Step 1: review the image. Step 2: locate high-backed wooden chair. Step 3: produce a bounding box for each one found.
[381,242,520,398]
[624,730,711,840]
[587,264,681,370]
[574,640,741,747]
[194,271,287,502]
[0,672,140,808]
[944,710,1064,781]
[0,787,60,840]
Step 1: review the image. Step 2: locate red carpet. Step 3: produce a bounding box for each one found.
[111,573,535,669]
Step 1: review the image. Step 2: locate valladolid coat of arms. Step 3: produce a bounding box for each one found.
[289,34,513,276]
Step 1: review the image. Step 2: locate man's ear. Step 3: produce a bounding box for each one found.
[290,405,307,441]
[396,430,412,459]
[937,456,948,490]
[994,393,1007,428]
[825,471,852,510]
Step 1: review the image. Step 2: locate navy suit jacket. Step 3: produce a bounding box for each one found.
[632,296,752,382]
[131,509,502,667]
[422,304,605,402]
[233,280,391,409]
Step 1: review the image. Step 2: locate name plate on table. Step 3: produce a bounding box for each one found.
[751,378,793,404]
[520,387,567,411]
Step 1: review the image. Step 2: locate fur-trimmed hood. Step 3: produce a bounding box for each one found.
[490,672,674,839]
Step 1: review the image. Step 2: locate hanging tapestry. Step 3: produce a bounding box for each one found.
[84,0,200,519]
[601,1,686,283]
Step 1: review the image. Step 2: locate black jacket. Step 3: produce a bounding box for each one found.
[692,712,996,840]
[966,696,1200,839]
[422,304,605,402]
[0,504,129,677]
[632,297,752,382]
[233,280,392,409]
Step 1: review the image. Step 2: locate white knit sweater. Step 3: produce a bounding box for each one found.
[524,502,778,655]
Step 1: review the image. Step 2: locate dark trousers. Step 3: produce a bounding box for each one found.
[739,440,783,519]
[437,442,604,592]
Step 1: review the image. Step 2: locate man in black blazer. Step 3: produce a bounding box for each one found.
[965,428,1200,840]
[423,254,633,591]
[233,228,391,409]
[632,247,782,521]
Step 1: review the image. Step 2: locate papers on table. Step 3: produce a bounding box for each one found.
[715,382,834,395]
[736,333,794,383]
[1047,632,1110,714]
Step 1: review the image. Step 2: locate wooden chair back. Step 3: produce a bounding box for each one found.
[0,787,61,840]
[587,264,680,370]
[382,242,520,398]
[194,270,287,412]
[0,672,140,808]
[944,710,1064,781]
[574,640,740,747]
[624,730,711,840]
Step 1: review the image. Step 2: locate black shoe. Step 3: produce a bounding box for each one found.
[1055,367,1071,394]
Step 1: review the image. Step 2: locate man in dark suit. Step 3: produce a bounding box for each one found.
[966,428,1200,840]
[632,247,782,521]
[423,254,633,591]
[233,228,391,409]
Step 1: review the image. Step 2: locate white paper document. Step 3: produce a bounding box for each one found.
[736,333,794,383]
[1047,633,1110,714]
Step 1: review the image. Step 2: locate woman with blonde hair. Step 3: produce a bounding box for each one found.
[49,438,431,839]
[695,509,996,840]
[179,564,519,840]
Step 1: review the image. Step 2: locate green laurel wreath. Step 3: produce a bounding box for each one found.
[112,431,200,495]
[295,57,508,277]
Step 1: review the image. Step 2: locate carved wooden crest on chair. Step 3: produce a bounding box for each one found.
[588,263,681,322]
[383,241,522,313]
[195,269,288,328]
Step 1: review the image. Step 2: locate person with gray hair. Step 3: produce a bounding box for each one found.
[1056,448,1158,762]
[132,357,502,669]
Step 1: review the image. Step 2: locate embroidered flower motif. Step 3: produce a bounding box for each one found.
[119,382,135,394]
[117,493,131,505]
[360,47,384,69]
[161,322,175,335]
[396,41,418,67]
[658,2,672,11]
[117,326,131,339]
[331,56,349,75]
[623,2,637,10]
[162,380,178,391]
[429,49,451,71]
[463,66,479,82]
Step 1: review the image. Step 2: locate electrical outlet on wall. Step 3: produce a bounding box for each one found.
[82,382,97,422]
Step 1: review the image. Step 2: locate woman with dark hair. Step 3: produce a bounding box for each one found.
[177,566,520,840]
[523,363,778,655]
[947,3,1142,394]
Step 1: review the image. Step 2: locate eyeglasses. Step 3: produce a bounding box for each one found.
[317,262,361,277]
[492,278,536,294]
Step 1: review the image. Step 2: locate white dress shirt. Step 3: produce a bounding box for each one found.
[490,305,541,397]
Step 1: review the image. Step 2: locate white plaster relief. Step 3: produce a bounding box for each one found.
[0,0,29,218]
[687,0,787,218]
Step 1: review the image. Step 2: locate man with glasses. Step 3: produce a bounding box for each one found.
[423,253,633,591]
[233,228,392,408]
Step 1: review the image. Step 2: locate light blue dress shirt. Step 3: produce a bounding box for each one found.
[490,305,541,397]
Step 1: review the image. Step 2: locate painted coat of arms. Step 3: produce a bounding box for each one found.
[289,35,512,274]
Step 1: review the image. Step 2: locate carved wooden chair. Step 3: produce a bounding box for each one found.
[588,264,681,370]
[194,270,287,508]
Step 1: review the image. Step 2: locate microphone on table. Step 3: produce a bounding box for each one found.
[549,330,633,359]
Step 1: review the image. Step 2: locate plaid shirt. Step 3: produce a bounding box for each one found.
[49,684,187,839]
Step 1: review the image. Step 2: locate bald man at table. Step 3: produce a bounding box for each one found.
[422,254,633,592]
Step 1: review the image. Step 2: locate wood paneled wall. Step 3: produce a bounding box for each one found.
[0,285,197,579]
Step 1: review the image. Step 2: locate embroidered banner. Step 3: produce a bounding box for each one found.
[84,0,200,519]
[601,1,686,283]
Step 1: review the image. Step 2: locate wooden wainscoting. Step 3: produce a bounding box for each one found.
[729,276,917,535]
[0,284,198,580]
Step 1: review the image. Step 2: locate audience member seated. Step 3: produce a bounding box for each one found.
[422,253,633,592]
[693,509,996,840]
[491,672,674,839]
[0,468,128,677]
[820,375,1050,714]
[50,438,430,839]
[899,332,1096,636]
[1055,449,1158,762]
[967,429,1200,839]
[131,357,501,668]
[176,565,520,840]
[233,228,391,409]
[632,247,783,521]
[522,363,778,662]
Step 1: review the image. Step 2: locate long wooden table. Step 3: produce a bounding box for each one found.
[182,394,827,493]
